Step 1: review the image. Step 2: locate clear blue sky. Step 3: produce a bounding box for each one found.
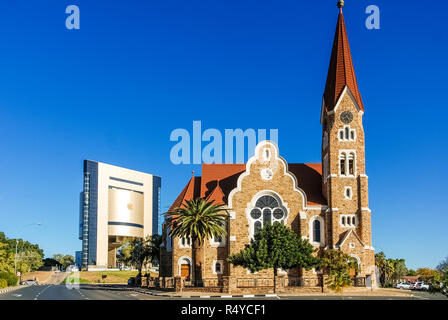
[0,0,446,270]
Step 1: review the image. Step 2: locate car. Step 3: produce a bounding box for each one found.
[395,282,412,289]
[412,282,429,290]
[21,280,38,286]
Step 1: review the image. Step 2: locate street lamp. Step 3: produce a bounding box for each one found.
[14,222,42,279]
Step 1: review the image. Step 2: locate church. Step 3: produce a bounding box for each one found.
[160,1,375,290]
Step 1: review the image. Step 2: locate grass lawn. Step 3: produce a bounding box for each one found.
[67,270,158,284]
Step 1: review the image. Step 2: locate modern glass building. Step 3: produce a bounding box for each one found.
[79,160,161,270]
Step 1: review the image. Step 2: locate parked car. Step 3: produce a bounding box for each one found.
[411,282,429,290]
[395,282,412,289]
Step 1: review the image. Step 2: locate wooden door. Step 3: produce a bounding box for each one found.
[181,264,190,279]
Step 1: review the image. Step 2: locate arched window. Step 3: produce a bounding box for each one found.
[249,194,286,238]
[339,151,356,177]
[309,216,325,246]
[313,220,321,242]
[348,153,355,175]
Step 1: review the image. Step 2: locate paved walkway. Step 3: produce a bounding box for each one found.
[132,287,443,299]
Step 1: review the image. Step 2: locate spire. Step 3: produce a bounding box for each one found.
[323,1,364,112]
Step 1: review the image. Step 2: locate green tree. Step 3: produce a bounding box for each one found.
[61,255,75,268]
[407,269,417,276]
[129,234,162,281]
[375,252,395,287]
[0,232,44,274]
[416,268,440,282]
[52,254,64,264]
[18,250,44,273]
[227,222,319,292]
[116,242,133,269]
[164,198,229,285]
[50,254,75,269]
[0,243,15,273]
[320,249,359,292]
[389,259,408,284]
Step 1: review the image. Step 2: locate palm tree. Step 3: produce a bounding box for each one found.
[164,198,229,286]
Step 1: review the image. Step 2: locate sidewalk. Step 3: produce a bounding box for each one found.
[131,287,415,299]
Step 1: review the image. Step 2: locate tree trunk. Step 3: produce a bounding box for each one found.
[192,237,202,286]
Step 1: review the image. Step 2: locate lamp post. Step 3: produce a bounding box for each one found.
[13,223,42,280]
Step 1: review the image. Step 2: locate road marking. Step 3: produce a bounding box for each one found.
[200,296,210,298]
[243,295,255,298]
[221,296,232,298]
[265,294,277,297]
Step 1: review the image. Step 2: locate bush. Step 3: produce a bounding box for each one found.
[0,272,19,287]
[0,279,7,289]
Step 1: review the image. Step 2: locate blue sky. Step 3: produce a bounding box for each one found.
[0,0,447,269]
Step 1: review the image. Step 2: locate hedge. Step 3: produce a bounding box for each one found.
[0,279,7,289]
[0,272,19,287]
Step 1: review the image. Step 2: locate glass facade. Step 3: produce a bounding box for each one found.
[152,176,161,235]
[81,160,98,268]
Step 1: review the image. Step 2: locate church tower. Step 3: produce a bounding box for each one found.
[321,1,374,277]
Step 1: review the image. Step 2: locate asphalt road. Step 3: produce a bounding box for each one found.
[1,284,446,300]
[0,284,167,300]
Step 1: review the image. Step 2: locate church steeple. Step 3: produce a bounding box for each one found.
[323,1,364,112]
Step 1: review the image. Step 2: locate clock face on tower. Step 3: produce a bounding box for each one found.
[340,111,353,124]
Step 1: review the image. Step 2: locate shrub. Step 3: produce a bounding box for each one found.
[0,279,7,289]
[0,272,19,287]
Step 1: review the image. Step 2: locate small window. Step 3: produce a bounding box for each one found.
[313,220,321,242]
[340,157,346,175]
[215,262,221,273]
[348,153,355,175]
[346,188,351,198]
[342,217,346,225]
[352,217,356,225]
[338,126,356,142]
[264,149,271,160]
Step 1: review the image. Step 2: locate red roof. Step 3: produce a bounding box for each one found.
[167,176,201,212]
[323,7,364,112]
[169,163,326,210]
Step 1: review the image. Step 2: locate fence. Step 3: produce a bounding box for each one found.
[236,278,274,288]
